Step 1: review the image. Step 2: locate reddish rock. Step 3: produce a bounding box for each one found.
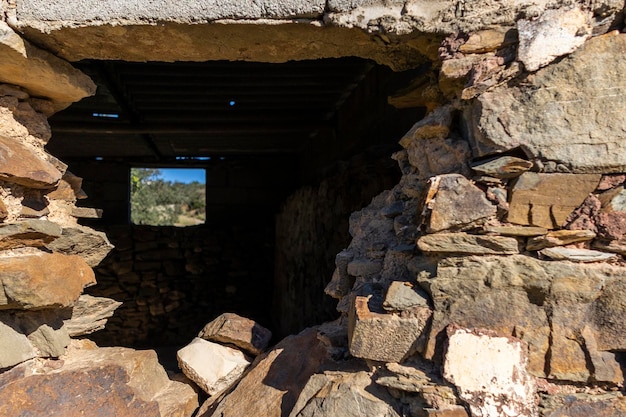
[565,194,601,233]
[198,312,272,356]
[0,198,7,220]
[597,174,626,191]
[0,219,62,250]
[46,171,87,201]
[203,327,336,417]
[0,251,95,310]
[526,229,596,251]
[0,135,61,189]
[0,343,198,417]
[545,396,626,417]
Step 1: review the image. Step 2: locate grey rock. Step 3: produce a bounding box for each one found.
[417,233,519,255]
[47,225,114,267]
[198,312,272,356]
[383,281,429,311]
[539,247,618,263]
[482,225,548,237]
[1,309,70,360]
[517,7,592,72]
[65,294,122,336]
[527,229,596,251]
[0,219,62,250]
[405,136,472,180]
[425,174,496,232]
[469,34,626,173]
[471,156,533,179]
[347,259,382,278]
[0,318,36,369]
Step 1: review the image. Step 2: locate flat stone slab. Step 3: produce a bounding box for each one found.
[417,232,519,255]
[471,156,533,179]
[0,219,62,250]
[483,225,548,237]
[46,225,114,267]
[540,247,618,263]
[527,229,596,251]
[383,281,429,311]
[177,338,251,396]
[0,134,62,189]
[198,313,272,356]
[65,294,122,337]
[0,251,95,310]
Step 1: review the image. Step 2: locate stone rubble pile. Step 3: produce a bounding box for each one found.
[0,26,198,416]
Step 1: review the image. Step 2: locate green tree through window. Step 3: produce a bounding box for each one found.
[130,168,206,226]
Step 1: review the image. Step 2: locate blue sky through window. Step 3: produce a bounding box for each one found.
[157,168,205,184]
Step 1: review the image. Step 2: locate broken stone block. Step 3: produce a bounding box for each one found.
[596,186,626,239]
[507,173,600,229]
[482,225,547,236]
[46,225,114,267]
[417,232,519,255]
[405,136,472,180]
[0,251,95,310]
[425,174,496,232]
[197,312,272,356]
[383,281,429,311]
[443,326,537,417]
[471,155,533,179]
[1,309,71,358]
[593,238,626,255]
[399,106,454,147]
[346,258,382,278]
[526,229,596,250]
[0,219,62,250]
[0,318,36,369]
[420,407,470,417]
[544,396,626,417]
[177,338,251,396]
[0,22,96,112]
[65,294,122,337]
[539,247,618,263]
[0,342,198,417]
[71,207,103,218]
[348,295,431,362]
[459,27,517,54]
[289,370,403,417]
[517,7,592,72]
[564,194,601,233]
[0,135,62,189]
[46,171,88,201]
[204,327,336,417]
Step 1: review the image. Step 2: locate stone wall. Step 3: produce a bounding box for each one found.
[86,222,275,348]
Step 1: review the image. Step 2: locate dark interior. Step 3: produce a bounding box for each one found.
[45,58,424,349]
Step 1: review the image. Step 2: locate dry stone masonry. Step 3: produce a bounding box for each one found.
[1,0,626,416]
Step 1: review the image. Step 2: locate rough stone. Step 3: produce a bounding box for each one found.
[348,295,431,362]
[399,106,453,147]
[527,229,597,251]
[470,33,626,173]
[417,233,519,255]
[545,396,626,417]
[405,136,472,180]
[596,186,626,239]
[482,225,547,236]
[0,318,36,369]
[470,156,533,179]
[0,198,7,220]
[46,225,114,267]
[65,294,122,336]
[198,312,272,356]
[565,194,602,234]
[177,338,251,396]
[517,7,592,72]
[0,342,198,417]
[597,174,626,191]
[71,207,103,218]
[443,326,537,417]
[0,251,95,310]
[593,238,626,256]
[0,84,29,99]
[425,174,496,232]
[0,22,95,112]
[0,134,62,188]
[204,327,335,417]
[0,219,62,250]
[46,171,87,201]
[539,247,618,263]
[383,281,429,311]
[507,173,601,229]
[2,309,71,358]
[459,27,517,54]
[289,370,403,417]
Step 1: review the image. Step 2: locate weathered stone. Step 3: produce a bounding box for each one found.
[507,173,600,229]
[347,258,382,277]
[2,309,71,358]
[0,219,62,249]
[439,55,481,97]
[596,186,626,239]
[471,156,533,179]
[592,279,626,352]
[46,225,114,267]
[0,198,7,220]
[421,407,470,417]
[517,7,592,72]
[459,27,517,54]
[20,200,50,218]
[545,396,626,417]
[539,247,618,263]
[0,135,62,188]
[198,312,272,356]
[399,106,453,147]
[46,171,87,201]
[0,342,198,417]
[65,294,122,336]
[71,207,103,218]
[0,22,95,112]
[470,33,626,173]
[383,281,429,311]
[405,136,472,180]
[597,174,626,191]
[0,251,95,310]
[483,225,547,236]
[565,194,602,233]
[177,337,251,396]
[349,295,431,362]
[526,229,596,251]
[204,327,335,417]
[443,326,537,417]
[417,233,519,255]
[0,83,29,99]
[425,174,496,232]
[289,370,403,417]
[593,238,626,256]
[0,318,36,369]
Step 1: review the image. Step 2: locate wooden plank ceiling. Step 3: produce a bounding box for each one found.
[47,59,374,162]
